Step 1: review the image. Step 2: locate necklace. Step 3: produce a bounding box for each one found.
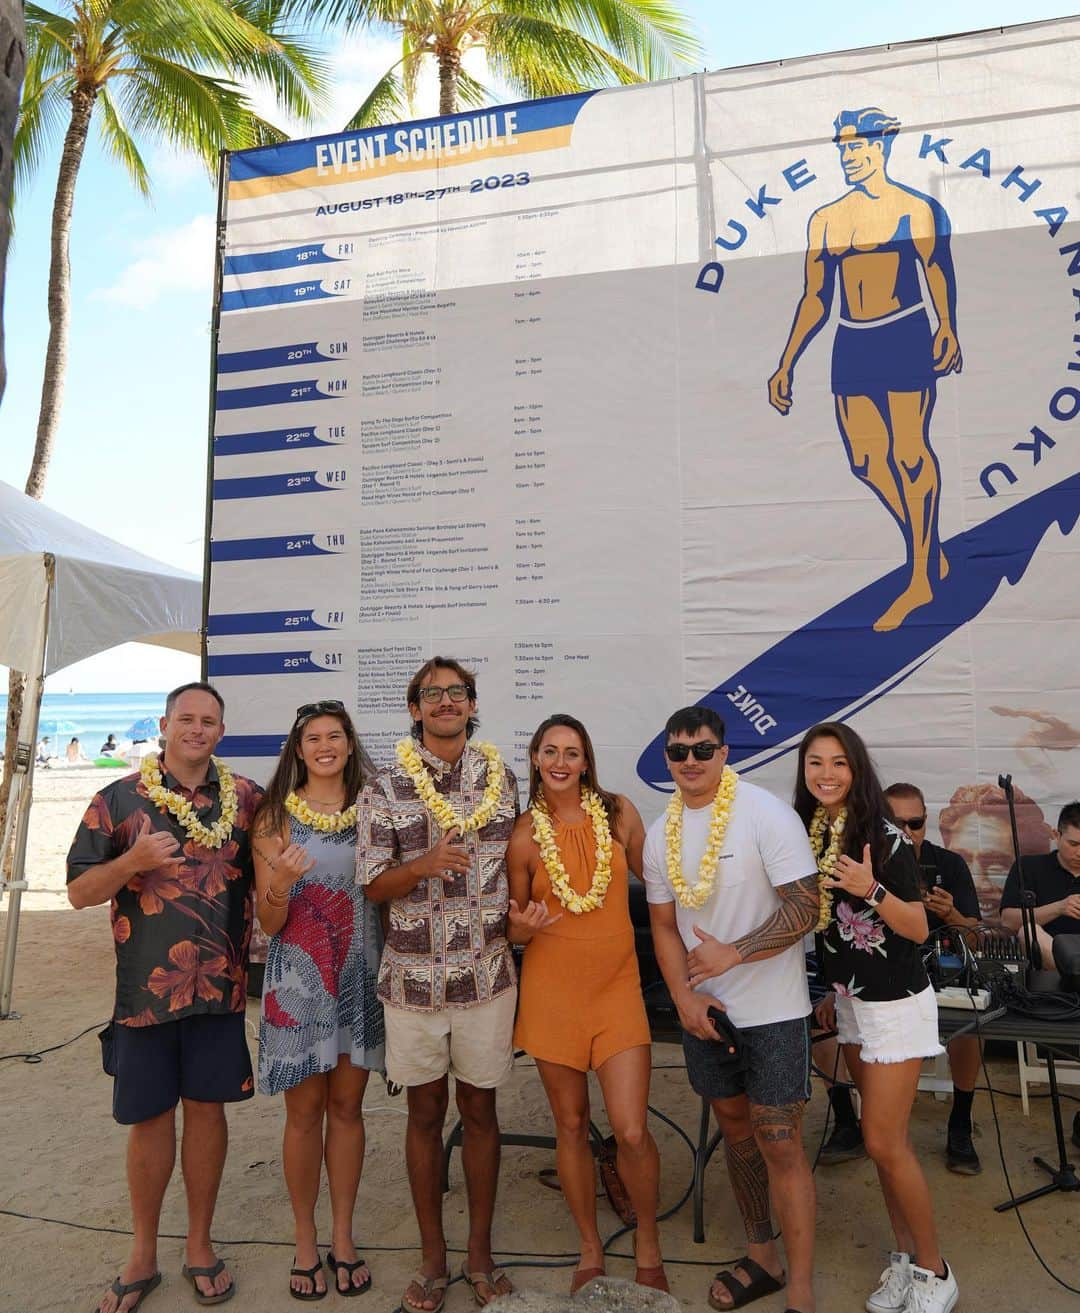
[530,790,613,914]
[663,767,738,909]
[285,791,357,833]
[395,738,505,833]
[141,754,238,849]
[809,806,846,930]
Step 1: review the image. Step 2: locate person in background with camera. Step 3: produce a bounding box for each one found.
[253,699,383,1299]
[508,713,664,1294]
[797,724,956,1313]
[357,658,519,1313]
[644,707,819,1313]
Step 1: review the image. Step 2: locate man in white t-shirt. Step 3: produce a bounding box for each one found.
[644,707,819,1313]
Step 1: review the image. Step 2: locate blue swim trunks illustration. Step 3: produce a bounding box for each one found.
[768,107,962,632]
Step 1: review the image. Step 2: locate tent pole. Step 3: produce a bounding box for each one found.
[0,553,53,1018]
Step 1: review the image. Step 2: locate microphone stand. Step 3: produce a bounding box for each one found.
[993,774,1079,1212]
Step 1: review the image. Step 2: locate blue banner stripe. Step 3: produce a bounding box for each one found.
[207,652,330,676]
[211,535,343,561]
[207,610,334,635]
[217,342,335,372]
[215,428,337,456]
[228,92,594,182]
[223,245,343,274]
[221,281,340,312]
[219,734,291,757]
[213,472,338,500]
[216,380,341,410]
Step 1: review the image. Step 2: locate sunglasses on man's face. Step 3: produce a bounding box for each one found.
[665,741,724,762]
[897,815,926,831]
[417,684,472,704]
[295,699,346,721]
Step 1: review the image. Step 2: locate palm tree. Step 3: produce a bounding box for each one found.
[0,0,24,407]
[293,0,701,125]
[0,0,326,840]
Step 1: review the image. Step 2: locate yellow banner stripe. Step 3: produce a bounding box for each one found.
[228,126,573,203]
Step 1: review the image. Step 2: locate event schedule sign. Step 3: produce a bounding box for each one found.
[207,18,1080,905]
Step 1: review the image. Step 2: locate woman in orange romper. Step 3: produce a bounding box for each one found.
[508,714,664,1294]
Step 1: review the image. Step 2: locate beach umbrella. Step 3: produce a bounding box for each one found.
[44,717,80,736]
[126,715,160,738]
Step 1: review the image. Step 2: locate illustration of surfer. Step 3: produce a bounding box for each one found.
[768,108,962,631]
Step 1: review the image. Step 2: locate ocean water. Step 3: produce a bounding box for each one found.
[0,691,168,752]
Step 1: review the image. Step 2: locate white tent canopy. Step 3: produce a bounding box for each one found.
[0,481,203,1016]
[0,479,201,675]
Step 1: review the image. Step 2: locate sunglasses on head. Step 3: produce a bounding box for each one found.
[417,684,472,704]
[295,699,347,722]
[665,741,724,762]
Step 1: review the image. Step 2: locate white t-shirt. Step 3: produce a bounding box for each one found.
[642,779,815,1029]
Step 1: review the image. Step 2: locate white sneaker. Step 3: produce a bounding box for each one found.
[904,1261,958,1313]
[866,1252,912,1313]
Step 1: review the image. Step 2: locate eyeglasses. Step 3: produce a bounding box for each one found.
[295,699,346,721]
[665,741,724,762]
[417,684,472,704]
[897,815,926,831]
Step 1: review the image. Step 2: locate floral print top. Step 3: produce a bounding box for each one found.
[66,762,263,1027]
[821,820,930,1002]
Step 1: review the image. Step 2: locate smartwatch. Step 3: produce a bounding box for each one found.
[866,880,887,908]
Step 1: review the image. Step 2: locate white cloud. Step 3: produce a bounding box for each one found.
[95,214,216,310]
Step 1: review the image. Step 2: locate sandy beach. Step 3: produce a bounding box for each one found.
[0,768,1077,1311]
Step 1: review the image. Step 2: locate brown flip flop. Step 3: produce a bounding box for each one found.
[401,1270,449,1313]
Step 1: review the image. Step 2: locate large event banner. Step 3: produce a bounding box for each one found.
[207,18,1080,914]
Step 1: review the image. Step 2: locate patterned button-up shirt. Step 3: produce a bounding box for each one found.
[67,760,263,1027]
[357,740,519,1012]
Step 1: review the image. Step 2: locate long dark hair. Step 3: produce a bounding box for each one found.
[527,714,621,827]
[793,721,892,873]
[255,706,371,837]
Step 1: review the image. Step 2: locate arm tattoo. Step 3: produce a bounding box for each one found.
[724,1134,772,1243]
[751,1101,805,1143]
[733,873,819,961]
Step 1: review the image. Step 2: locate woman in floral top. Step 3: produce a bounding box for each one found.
[794,723,957,1313]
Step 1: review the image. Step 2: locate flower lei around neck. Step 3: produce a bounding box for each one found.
[809,806,846,931]
[395,738,505,833]
[530,790,613,914]
[663,766,738,909]
[141,753,237,850]
[285,791,357,833]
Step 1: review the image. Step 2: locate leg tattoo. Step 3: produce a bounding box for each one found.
[724,1135,771,1244]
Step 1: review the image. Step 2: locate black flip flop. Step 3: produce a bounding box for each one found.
[96,1272,161,1312]
[181,1260,235,1306]
[326,1252,372,1297]
[289,1260,327,1302]
[707,1257,785,1310]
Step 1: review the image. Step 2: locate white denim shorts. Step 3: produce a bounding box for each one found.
[835,984,945,1064]
[384,989,516,1088]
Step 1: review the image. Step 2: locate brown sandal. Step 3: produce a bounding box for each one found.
[401,1271,449,1313]
[460,1262,513,1307]
[570,1267,605,1294]
[635,1264,670,1293]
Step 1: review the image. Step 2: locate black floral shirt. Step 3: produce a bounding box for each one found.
[821,820,929,1002]
[66,761,263,1026]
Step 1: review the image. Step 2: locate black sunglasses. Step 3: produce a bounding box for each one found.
[665,741,724,762]
[898,814,926,831]
[295,699,347,721]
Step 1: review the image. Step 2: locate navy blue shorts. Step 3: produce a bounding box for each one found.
[831,309,935,396]
[101,1012,254,1125]
[683,1015,811,1108]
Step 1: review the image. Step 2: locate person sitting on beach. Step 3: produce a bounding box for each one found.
[253,699,384,1299]
[100,733,120,756]
[508,713,665,1294]
[66,681,262,1313]
[66,736,87,764]
[35,735,53,767]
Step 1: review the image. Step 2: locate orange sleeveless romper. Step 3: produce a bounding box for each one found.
[513,815,651,1071]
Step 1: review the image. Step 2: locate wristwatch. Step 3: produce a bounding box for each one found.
[866,880,887,908]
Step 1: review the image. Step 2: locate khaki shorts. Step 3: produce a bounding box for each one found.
[384,989,517,1089]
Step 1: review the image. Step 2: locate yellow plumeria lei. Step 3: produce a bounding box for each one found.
[809,805,846,931]
[395,738,505,833]
[663,766,738,909]
[141,753,238,850]
[530,790,613,914]
[285,792,357,833]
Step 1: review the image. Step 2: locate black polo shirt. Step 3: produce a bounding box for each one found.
[916,839,981,931]
[1000,851,1080,937]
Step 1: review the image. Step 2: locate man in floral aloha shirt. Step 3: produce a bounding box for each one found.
[67,682,262,1313]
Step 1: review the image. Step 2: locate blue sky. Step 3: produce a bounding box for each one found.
[2,0,1074,691]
